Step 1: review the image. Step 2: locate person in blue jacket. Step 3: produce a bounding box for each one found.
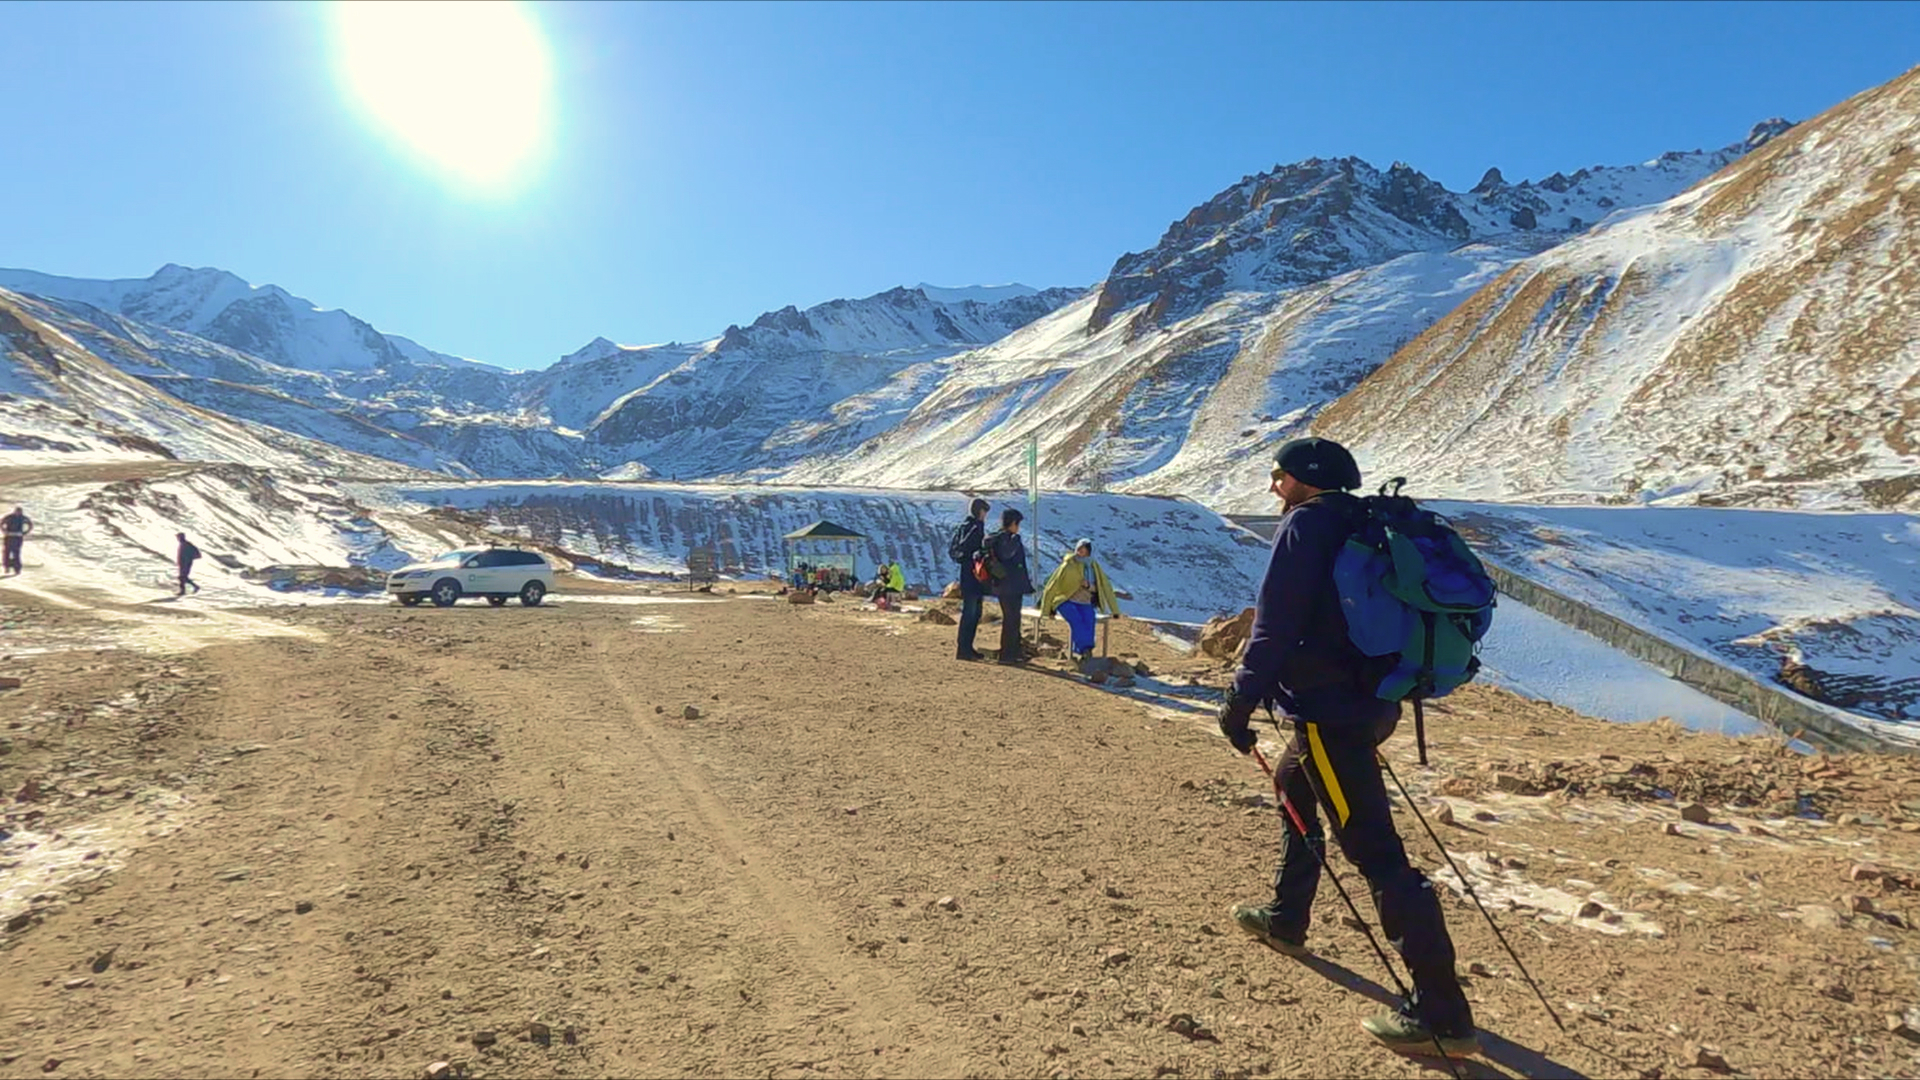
[1215,437,1477,1059]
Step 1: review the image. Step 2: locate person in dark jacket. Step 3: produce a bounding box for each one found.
[951,498,991,660]
[2,506,31,576]
[176,533,201,596]
[985,508,1033,665]
[1216,437,1478,1059]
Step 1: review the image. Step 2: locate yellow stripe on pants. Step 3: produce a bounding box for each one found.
[1305,722,1351,827]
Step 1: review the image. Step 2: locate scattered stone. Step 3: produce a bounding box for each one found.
[472,1030,497,1048]
[683,705,701,721]
[14,776,44,802]
[5,912,31,932]
[1104,885,1127,899]
[942,583,962,600]
[1102,947,1131,967]
[919,608,957,626]
[1576,901,1605,919]
[89,947,116,974]
[1471,810,1498,823]
[937,896,960,912]
[1467,961,1492,977]
[1845,894,1876,915]
[0,676,21,690]
[1688,1043,1732,1072]
[786,591,816,606]
[1493,772,1533,794]
[1198,923,1221,936]
[1812,977,1854,1002]
[1199,608,1256,661]
[1795,904,1844,931]
[1431,801,1456,826]
[1341,915,1366,932]
[1851,863,1885,883]
[1438,777,1478,797]
[426,1064,453,1080]
[62,978,91,991]
[1887,1016,1920,1043]
[295,899,315,915]
[1663,823,1685,837]
[1680,803,1713,825]
[216,867,252,883]
[1164,1013,1216,1041]
[1071,1023,1088,1037]
[528,1022,551,1045]
[1133,660,1153,677]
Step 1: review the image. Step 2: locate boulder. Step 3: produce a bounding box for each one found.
[919,608,957,626]
[942,582,963,600]
[1199,608,1256,661]
[787,590,816,606]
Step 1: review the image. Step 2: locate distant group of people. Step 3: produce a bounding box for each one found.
[789,562,855,592]
[945,498,1120,665]
[0,504,200,595]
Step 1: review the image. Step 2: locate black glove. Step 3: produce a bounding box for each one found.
[1217,692,1257,754]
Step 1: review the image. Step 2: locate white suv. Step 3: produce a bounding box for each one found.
[387,547,553,608]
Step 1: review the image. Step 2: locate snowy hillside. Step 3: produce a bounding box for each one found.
[1315,66,1920,511]
[0,264,476,376]
[0,289,431,478]
[578,286,1084,477]
[1436,501,1920,739]
[350,481,1269,625]
[777,124,1789,499]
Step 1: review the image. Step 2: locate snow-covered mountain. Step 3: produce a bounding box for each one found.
[0,287,435,477]
[0,265,1084,480]
[1315,66,1919,510]
[775,123,1792,501]
[580,285,1084,477]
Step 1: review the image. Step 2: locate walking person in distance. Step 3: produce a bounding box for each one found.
[176,532,202,596]
[2,505,31,576]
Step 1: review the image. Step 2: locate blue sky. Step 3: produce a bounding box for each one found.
[1,1,1914,369]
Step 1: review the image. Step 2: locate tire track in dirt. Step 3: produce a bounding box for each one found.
[592,642,962,1078]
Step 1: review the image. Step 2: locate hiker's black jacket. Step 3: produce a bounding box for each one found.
[1233,492,1397,726]
[178,540,200,569]
[954,517,988,599]
[986,529,1033,597]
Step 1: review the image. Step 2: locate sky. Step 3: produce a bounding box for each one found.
[1,0,1915,370]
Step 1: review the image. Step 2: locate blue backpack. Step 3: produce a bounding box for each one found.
[1333,479,1496,759]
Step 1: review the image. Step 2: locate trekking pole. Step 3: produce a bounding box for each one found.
[1248,737,1465,1078]
[1413,698,1430,767]
[1376,752,1566,1033]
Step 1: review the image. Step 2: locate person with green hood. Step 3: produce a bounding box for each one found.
[887,561,906,596]
[1041,537,1119,662]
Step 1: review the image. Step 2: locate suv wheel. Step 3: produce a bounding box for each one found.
[430,578,462,607]
[487,596,508,607]
[520,581,547,607]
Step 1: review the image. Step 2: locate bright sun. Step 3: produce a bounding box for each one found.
[328,0,554,196]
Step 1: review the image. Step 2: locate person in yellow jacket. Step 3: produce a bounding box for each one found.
[1041,538,1119,661]
[887,561,906,596]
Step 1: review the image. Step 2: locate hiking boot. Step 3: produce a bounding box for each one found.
[1361,1006,1479,1058]
[1230,903,1307,957]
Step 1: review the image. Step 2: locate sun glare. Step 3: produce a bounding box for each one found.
[328,0,554,196]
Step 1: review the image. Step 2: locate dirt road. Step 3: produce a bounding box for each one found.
[4,587,1920,1079]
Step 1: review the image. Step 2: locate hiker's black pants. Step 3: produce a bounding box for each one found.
[2,536,20,573]
[995,591,1022,659]
[1271,715,1473,1037]
[957,593,983,657]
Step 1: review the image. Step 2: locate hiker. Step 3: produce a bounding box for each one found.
[948,498,991,661]
[1215,437,1478,1059]
[1041,537,1119,662]
[887,561,906,598]
[984,508,1033,664]
[176,532,202,596]
[1,505,31,575]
